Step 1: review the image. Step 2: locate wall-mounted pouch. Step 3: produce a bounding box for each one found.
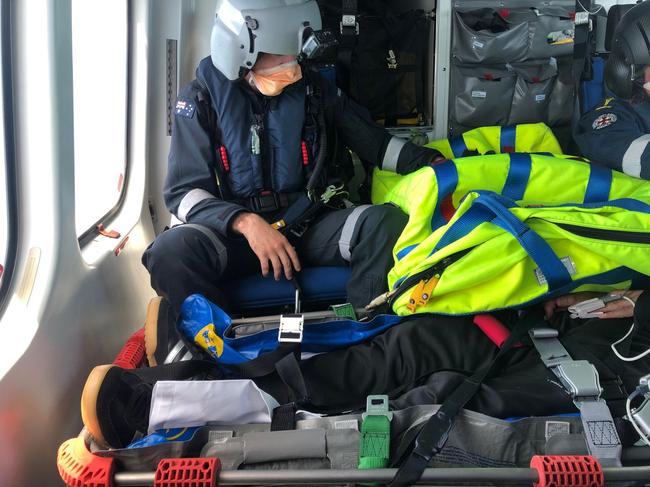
[508,6,575,60]
[453,8,531,64]
[508,59,558,125]
[548,58,575,126]
[452,65,516,127]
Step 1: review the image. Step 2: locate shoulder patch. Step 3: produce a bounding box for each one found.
[592,113,617,130]
[175,99,196,118]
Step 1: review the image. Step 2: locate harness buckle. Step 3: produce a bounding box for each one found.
[555,360,603,400]
[362,395,393,421]
[278,314,304,343]
[340,15,359,35]
[250,191,288,213]
[289,221,310,239]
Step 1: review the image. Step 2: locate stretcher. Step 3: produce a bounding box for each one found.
[57,324,650,487]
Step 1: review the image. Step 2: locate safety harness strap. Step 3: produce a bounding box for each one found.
[529,328,622,467]
[359,396,392,470]
[388,310,542,487]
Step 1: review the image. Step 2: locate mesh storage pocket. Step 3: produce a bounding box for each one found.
[548,59,575,126]
[453,8,531,64]
[508,60,558,124]
[452,65,516,126]
[529,6,575,59]
[347,10,429,122]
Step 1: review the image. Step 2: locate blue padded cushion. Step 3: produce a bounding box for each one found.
[223,266,351,311]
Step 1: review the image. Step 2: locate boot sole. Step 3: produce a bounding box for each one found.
[80,364,114,447]
[144,297,163,367]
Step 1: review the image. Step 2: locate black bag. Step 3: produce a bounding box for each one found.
[319,1,431,124]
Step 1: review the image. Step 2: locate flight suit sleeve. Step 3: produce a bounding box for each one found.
[164,81,247,236]
[321,80,442,174]
[574,98,650,180]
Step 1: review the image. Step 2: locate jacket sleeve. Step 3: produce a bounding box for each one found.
[574,98,650,180]
[164,81,247,236]
[321,80,442,174]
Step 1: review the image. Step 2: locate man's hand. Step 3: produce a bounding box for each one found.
[544,292,606,320]
[231,212,301,281]
[544,290,644,320]
[597,290,644,319]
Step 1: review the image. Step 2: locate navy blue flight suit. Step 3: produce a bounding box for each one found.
[143,58,441,311]
[574,96,650,180]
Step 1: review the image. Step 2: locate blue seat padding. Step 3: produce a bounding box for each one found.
[223,266,351,311]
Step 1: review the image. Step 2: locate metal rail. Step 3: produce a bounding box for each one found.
[114,465,650,486]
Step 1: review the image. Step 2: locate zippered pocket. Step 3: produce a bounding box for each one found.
[555,222,650,244]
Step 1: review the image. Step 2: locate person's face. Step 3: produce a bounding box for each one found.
[253,53,297,72]
[644,66,650,96]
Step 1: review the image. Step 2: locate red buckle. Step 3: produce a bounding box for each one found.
[530,455,603,487]
[154,458,221,487]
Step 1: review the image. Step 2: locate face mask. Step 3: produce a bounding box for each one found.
[248,61,302,97]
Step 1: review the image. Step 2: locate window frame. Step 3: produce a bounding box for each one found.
[76,0,133,247]
[0,0,18,318]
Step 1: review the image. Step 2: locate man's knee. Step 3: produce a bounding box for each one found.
[360,204,408,241]
[142,224,228,277]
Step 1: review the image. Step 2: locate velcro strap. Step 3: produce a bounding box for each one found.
[359,415,391,469]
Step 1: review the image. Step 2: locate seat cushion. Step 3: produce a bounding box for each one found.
[223,266,351,311]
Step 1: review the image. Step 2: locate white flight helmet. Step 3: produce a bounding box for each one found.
[211,0,322,80]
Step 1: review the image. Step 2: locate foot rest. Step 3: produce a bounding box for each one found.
[57,437,114,487]
[155,458,221,487]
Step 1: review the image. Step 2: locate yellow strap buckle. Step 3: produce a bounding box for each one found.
[406,276,439,313]
[272,220,286,230]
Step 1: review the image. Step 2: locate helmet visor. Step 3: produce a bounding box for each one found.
[241,1,321,56]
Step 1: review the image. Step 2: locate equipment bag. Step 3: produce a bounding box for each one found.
[320,1,430,123]
[178,294,409,366]
[385,187,650,315]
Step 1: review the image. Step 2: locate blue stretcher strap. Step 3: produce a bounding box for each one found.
[431,192,572,291]
[502,153,532,200]
[449,135,468,158]
[473,193,573,291]
[584,164,613,203]
[500,125,516,152]
[430,161,459,231]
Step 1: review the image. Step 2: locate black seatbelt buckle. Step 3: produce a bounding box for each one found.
[250,191,288,213]
[340,15,359,35]
[289,221,310,239]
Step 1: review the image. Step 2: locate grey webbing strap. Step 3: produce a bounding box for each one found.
[381,137,408,172]
[181,224,228,272]
[338,205,372,261]
[529,328,622,467]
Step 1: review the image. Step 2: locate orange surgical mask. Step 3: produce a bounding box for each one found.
[248,61,302,97]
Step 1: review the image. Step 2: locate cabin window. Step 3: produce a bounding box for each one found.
[0,128,7,284]
[71,0,129,238]
[0,0,14,301]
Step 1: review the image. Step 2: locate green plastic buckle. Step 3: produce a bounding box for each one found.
[330,303,357,320]
[362,395,393,421]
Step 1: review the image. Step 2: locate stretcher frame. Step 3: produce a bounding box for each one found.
[57,326,650,487]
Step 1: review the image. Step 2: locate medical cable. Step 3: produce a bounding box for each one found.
[610,296,650,362]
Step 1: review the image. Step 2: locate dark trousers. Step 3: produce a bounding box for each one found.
[142,204,407,312]
[256,311,650,420]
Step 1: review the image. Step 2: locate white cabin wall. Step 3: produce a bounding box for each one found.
[0,1,157,485]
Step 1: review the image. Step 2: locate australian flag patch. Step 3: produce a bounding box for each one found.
[175,99,196,118]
